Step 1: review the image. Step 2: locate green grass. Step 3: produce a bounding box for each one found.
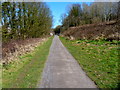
[2,37,53,88]
[60,37,119,88]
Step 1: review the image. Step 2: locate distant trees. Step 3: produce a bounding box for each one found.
[61,2,119,31]
[117,1,120,20]
[62,4,82,28]
[2,2,52,43]
[54,25,61,35]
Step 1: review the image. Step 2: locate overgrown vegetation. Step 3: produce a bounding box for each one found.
[60,2,119,32]
[1,2,52,43]
[62,21,119,41]
[2,37,53,88]
[60,37,119,88]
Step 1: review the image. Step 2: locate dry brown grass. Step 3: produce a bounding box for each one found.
[63,21,120,41]
[2,37,48,64]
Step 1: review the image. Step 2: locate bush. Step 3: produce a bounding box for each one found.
[92,17,102,24]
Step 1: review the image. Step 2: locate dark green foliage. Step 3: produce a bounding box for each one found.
[2,2,52,42]
[54,25,61,35]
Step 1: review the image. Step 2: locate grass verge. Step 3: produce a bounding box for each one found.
[60,37,119,88]
[2,37,53,88]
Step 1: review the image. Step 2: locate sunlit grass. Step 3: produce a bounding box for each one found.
[60,37,119,88]
[2,37,53,88]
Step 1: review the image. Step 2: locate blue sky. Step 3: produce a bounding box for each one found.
[46,2,94,28]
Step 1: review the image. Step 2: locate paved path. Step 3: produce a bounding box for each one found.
[38,35,97,88]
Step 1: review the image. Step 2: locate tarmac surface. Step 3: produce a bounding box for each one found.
[38,35,97,88]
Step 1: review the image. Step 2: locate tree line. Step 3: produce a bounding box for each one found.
[1,2,52,43]
[60,2,120,32]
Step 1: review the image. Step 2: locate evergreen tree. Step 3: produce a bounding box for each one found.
[2,2,53,43]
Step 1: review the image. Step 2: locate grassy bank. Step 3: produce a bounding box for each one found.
[60,37,119,88]
[2,37,53,88]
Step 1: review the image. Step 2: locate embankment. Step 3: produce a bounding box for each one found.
[63,21,120,41]
[2,37,48,64]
